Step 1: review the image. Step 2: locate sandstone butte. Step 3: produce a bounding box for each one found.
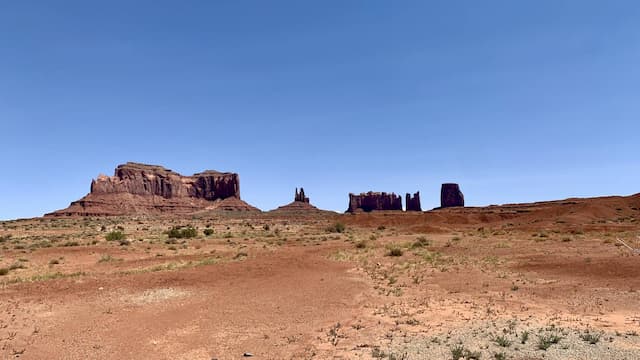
[440,183,465,208]
[346,192,403,213]
[47,162,259,217]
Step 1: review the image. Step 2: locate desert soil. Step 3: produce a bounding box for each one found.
[1,197,639,359]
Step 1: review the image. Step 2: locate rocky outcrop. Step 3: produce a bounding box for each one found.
[441,183,464,208]
[347,192,402,213]
[406,192,422,211]
[47,162,259,216]
[294,188,310,203]
[269,188,332,216]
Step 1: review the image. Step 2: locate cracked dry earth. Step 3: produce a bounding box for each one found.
[0,211,639,359]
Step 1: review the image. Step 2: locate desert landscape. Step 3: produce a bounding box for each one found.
[1,163,639,359]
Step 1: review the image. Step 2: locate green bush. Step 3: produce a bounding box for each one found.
[167,226,198,239]
[105,230,125,241]
[203,228,214,236]
[0,268,8,276]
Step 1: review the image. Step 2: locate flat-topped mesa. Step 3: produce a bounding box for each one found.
[406,192,422,211]
[347,192,403,213]
[441,183,464,208]
[47,162,258,216]
[90,162,240,200]
[294,187,310,203]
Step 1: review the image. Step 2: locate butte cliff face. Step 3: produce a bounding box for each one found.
[347,192,403,213]
[405,192,422,211]
[440,183,465,208]
[90,163,240,200]
[48,162,259,216]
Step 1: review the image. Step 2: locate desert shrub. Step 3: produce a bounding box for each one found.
[493,352,507,360]
[203,228,214,236]
[105,230,125,241]
[355,240,367,249]
[580,332,601,344]
[61,241,80,247]
[0,234,11,243]
[327,222,345,233]
[537,334,562,350]
[0,268,8,276]
[167,226,197,239]
[411,236,430,248]
[451,345,465,360]
[49,259,60,265]
[387,246,403,257]
[494,335,512,347]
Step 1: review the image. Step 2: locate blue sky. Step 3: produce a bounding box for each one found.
[1,1,639,219]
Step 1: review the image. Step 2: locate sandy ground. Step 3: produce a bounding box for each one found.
[0,197,639,359]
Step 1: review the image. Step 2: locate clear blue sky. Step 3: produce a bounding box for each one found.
[1,1,639,220]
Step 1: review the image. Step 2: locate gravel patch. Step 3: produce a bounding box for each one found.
[365,319,640,360]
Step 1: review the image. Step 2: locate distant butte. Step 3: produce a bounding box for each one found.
[406,192,422,211]
[347,192,403,213]
[47,162,259,216]
[440,183,465,208]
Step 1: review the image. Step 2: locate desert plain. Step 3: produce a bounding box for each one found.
[1,195,640,359]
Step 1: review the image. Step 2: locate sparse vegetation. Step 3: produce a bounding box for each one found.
[494,335,512,347]
[411,236,430,248]
[61,241,80,247]
[451,345,481,360]
[580,331,601,344]
[105,230,125,241]
[203,228,214,236]
[387,245,403,257]
[327,222,346,233]
[166,226,197,239]
[537,333,562,350]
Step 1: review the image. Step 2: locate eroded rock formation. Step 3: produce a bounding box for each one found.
[47,162,258,216]
[347,192,402,213]
[406,192,422,211]
[441,183,464,208]
[294,188,310,203]
[269,187,330,216]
